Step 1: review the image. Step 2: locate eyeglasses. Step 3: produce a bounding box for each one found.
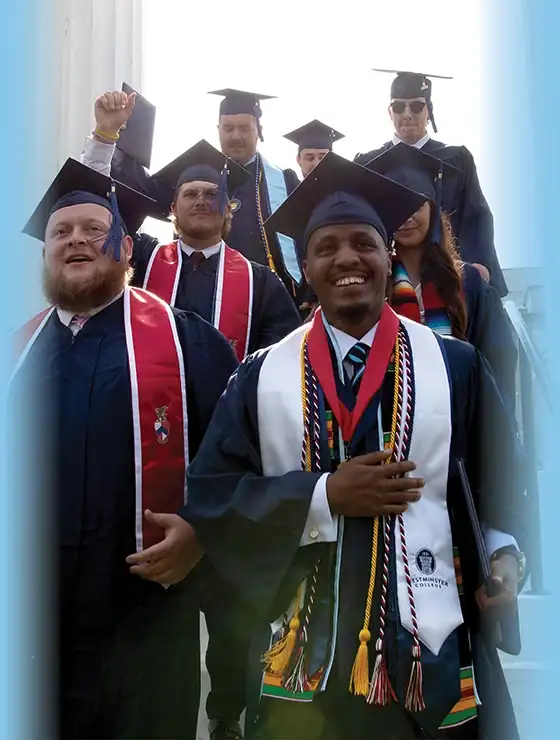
[390,100,427,115]
[181,188,219,202]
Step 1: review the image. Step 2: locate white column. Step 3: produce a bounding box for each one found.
[44,0,144,178]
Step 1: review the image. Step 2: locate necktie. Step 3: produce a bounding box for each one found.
[69,314,89,336]
[345,342,370,392]
[188,251,205,268]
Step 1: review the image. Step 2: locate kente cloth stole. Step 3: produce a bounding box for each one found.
[11,287,188,552]
[391,259,453,336]
[143,241,253,361]
[260,315,475,727]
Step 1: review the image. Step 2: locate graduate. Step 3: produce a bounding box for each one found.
[366,143,517,410]
[81,99,301,359]
[184,153,527,739]
[83,87,303,296]
[209,88,302,295]
[12,159,239,739]
[354,70,508,297]
[283,119,346,178]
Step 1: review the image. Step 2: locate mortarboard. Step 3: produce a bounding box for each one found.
[208,88,276,141]
[283,119,345,153]
[23,158,158,257]
[116,82,157,169]
[152,139,250,215]
[366,142,461,243]
[372,68,453,133]
[264,152,427,249]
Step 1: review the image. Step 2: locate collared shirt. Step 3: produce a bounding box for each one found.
[392,131,431,149]
[179,239,223,259]
[56,290,124,331]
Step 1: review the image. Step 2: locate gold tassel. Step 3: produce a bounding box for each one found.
[262,615,300,675]
[349,628,371,696]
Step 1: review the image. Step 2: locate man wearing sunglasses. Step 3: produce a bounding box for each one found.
[354,70,507,297]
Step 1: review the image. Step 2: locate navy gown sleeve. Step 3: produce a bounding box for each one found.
[130,232,159,288]
[183,352,323,615]
[173,310,239,458]
[111,149,173,210]
[283,168,301,195]
[251,265,301,350]
[456,342,528,551]
[463,263,517,412]
[448,147,507,297]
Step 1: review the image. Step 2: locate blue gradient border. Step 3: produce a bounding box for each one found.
[523,1,560,739]
[0,2,50,738]
[483,1,560,739]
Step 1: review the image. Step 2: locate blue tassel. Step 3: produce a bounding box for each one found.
[431,164,444,245]
[427,100,438,133]
[101,182,124,261]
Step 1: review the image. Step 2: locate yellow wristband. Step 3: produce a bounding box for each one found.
[94,128,120,142]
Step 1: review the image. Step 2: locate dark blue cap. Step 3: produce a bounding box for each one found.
[365,143,461,243]
[23,158,157,258]
[283,119,345,153]
[264,152,427,250]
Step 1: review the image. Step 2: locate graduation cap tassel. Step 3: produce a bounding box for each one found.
[431,165,444,246]
[427,100,438,134]
[215,163,229,216]
[102,182,123,261]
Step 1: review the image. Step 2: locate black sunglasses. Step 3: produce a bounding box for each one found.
[390,100,427,115]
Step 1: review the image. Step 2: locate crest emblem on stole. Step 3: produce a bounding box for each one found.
[230,197,242,213]
[154,406,170,445]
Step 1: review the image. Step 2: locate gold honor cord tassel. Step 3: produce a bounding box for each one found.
[350,335,401,700]
[255,162,277,274]
[262,583,303,674]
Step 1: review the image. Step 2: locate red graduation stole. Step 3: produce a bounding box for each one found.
[307,303,400,442]
[143,240,253,361]
[12,288,188,551]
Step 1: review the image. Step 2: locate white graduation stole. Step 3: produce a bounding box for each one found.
[257,318,463,657]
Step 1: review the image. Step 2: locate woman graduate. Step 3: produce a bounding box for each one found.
[366,143,517,411]
[183,154,527,739]
[12,159,239,739]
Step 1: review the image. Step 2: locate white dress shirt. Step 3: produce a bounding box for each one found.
[299,321,519,557]
[179,239,223,259]
[391,131,431,149]
[56,291,124,332]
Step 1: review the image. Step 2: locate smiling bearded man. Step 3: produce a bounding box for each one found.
[183,153,526,740]
[11,159,238,739]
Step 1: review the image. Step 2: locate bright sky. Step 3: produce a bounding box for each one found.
[141,0,495,251]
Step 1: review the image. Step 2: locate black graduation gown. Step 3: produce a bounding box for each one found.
[10,298,238,739]
[462,263,517,412]
[131,234,302,353]
[354,141,508,297]
[110,150,303,297]
[184,332,527,740]
[228,159,302,294]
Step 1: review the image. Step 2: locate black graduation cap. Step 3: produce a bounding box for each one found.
[153,139,250,196]
[116,82,157,169]
[372,68,453,133]
[208,88,276,141]
[23,158,157,244]
[365,142,460,200]
[264,152,427,248]
[366,143,461,244]
[283,119,345,153]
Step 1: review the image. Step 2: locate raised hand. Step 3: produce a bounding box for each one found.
[94,90,137,139]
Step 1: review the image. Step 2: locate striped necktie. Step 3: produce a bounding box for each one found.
[69,314,90,336]
[345,341,370,392]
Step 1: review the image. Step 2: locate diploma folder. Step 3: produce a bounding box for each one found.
[457,458,522,656]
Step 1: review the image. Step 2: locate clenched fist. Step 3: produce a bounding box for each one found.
[326,450,424,518]
[94,90,137,138]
